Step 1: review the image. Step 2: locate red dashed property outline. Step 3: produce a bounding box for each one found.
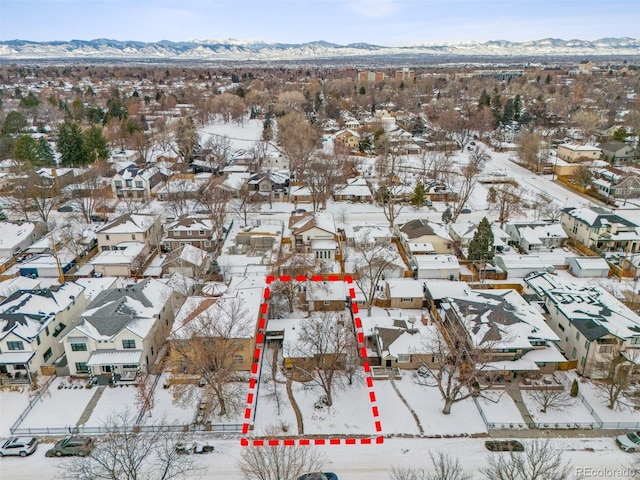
[240,274,384,447]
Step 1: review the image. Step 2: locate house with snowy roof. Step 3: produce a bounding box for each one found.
[449,222,510,252]
[97,213,162,253]
[168,277,263,374]
[426,284,564,379]
[163,215,220,253]
[557,144,602,163]
[598,140,632,164]
[523,271,640,378]
[161,244,210,279]
[334,129,360,149]
[560,206,640,253]
[505,221,568,252]
[289,212,339,262]
[61,278,180,379]
[0,282,87,381]
[112,164,164,199]
[0,221,37,259]
[333,177,373,203]
[395,219,452,256]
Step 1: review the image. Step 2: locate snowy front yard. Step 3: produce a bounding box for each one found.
[476,391,526,428]
[521,390,597,426]
[0,387,30,436]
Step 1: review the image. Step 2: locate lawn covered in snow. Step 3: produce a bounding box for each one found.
[521,390,597,426]
[476,391,526,428]
[82,384,139,428]
[0,387,30,436]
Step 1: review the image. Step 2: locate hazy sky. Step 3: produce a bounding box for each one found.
[1,0,638,45]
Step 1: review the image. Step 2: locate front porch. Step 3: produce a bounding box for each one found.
[0,351,35,384]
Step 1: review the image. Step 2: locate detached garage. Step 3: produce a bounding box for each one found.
[567,256,610,278]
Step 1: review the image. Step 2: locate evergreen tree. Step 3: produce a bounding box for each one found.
[612,126,628,143]
[570,379,579,397]
[513,94,522,121]
[545,74,552,84]
[262,115,273,142]
[441,205,453,225]
[2,111,29,135]
[359,86,366,95]
[502,98,515,124]
[411,182,426,208]
[491,89,502,125]
[478,88,491,109]
[0,205,7,221]
[57,120,88,166]
[13,135,51,166]
[468,217,494,262]
[19,92,40,109]
[83,125,110,162]
[37,137,54,164]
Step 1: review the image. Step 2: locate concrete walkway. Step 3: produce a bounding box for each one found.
[389,373,424,434]
[505,385,536,429]
[75,386,105,427]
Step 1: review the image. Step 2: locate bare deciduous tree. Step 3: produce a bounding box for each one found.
[448,147,489,222]
[482,439,572,480]
[170,296,253,417]
[592,345,639,410]
[277,112,321,184]
[391,451,470,480]
[61,410,201,480]
[236,425,326,480]
[517,131,549,173]
[351,241,400,316]
[486,183,525,229]
[287,311,353,407]
[530,384,573,413]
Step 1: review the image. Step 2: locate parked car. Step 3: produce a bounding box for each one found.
[0,437,38,457]
[425,199,433,207]
[298,473,338,480]
[616,431,640,452]
[417,366,430,377]
[292,208,307,214]
[460,208,472,214]
[175,441,214,454]
[485,440,524,452]
[47,436,96,457]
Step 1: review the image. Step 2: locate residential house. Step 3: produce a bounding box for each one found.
[246,171,289,203]
[424,180,457,202]
[163,215,219,253]
[524,272,640,378]
[426,281,564,379]
[169,278,263,374]
[494,255,554,279]
[0,222,37,258]
[599,141,633,164]
[162,244,210,279]
[592,168,640,202]
[334,129,360,150]
[61,279,180,379]
[384,279,424,309]
[396,219,452,256]
[556,144,601,163]
[289,212,338,259]
[289,185,314,205]
[19,249,77,279]
[411,255,460,280]
[560,206,640,253]
[333,177,373,203]
[449,222,510,253]
[97,213,162,252]
[112,164,164,199]
[505,222,568,252]
[305,280,348,311]
[0,282,87,380]
[343,224,393,248]
[235,222,283,252]
[156,175,206,202]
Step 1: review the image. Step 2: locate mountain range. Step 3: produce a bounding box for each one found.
[0,37,638,61]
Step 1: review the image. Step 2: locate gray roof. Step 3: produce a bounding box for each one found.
[399,219,435,239]
[572,318,609,341]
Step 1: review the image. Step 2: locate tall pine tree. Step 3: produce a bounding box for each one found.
[57,120,88,166]
[468,217,494,262]
[83,125,110,162]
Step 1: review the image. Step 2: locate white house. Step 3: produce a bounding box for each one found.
[0,282,87,380]
[0,222,37,258]
[61,279,180,379]
[411,254,460,280]
[566,256,610,278]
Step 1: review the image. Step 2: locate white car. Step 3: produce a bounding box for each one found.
[616,431,640,452]
[0,437,38,457]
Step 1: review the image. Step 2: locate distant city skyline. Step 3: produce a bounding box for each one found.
[1,0,638,45]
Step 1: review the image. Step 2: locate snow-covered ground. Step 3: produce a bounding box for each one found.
[147,373,199,425]
[521,390,597,426]
[0,387,30,436]
[476,391,527,428]
[373,380,422,435]
[199,119,266,152]
[82,384,139,428]
[0,436,634,480]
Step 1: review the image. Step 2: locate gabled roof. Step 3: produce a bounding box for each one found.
[289,213,337,236]
[98,213,159,235]
[598,141,629,153]
[562,206,639,228]
[399,219,451,241]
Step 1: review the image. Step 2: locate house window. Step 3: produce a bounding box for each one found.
[631,337,640,345]
[199,230,205,236]
[106,235,110,241]
[36,335,41,346]
[584,340,589,349]
[599,345,613,354]
[400,297,413,303]
[101,365,113,373]
[115,180,122,188]
[187,231,193,236]
[397,354,410,363]
[135,181,143,188]
[7,341,24,351]
[131,234,136,240]
[571,347,577,358]
[233,355,244,365]
[122,339,136,349]
[576,332,581,341]
[558,324,565,332]
[122,364,138,370]
[75,362,89,373]
[71,342,87,351]
[580,357,586,367]
[43,347,53,362]
[125,180,132,187]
